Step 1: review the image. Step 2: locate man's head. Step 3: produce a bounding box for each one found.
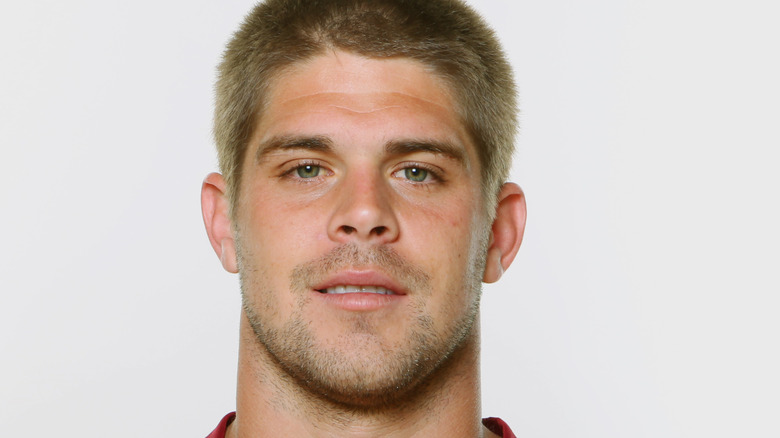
[202,0,526,414]
[214,0,517,220]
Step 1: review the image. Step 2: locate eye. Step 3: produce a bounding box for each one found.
[392,163,442,184]
[404,167,429,182]
[296,164,321,178]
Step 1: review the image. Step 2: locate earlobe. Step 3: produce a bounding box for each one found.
[201,172,239,273]
[482,246,505,283]
[482,183,526,284]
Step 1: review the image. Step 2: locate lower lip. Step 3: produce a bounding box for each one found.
[313,291,404,311]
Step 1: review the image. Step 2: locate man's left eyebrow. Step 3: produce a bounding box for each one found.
[384,139,467,165]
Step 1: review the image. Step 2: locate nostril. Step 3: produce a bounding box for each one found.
[337,224,389,237]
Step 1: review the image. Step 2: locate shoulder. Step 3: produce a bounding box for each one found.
[205,412,235,438]
[206,413,514,437]
[482,417,517,438]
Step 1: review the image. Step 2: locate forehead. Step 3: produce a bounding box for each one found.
[250,51,475,160]
[267,51,456,109]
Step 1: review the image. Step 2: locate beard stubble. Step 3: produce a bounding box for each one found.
[239,242,483,409]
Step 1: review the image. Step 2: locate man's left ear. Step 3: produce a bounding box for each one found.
[483,183,527,283]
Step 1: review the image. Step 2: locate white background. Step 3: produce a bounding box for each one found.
[1,0,778,436]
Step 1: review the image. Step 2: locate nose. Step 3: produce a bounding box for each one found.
[327,171,400,244]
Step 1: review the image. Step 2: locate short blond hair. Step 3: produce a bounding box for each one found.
[215,0,517,217]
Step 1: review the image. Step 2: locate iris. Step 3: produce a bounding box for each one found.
[296,165,321,178]
[404,167,428,182]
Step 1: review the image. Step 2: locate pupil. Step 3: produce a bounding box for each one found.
[297,165,319,178]
[405,167,427,181]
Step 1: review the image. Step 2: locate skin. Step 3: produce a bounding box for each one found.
[202,50,526,437]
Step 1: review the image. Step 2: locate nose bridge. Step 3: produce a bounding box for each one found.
[328,165,399,243]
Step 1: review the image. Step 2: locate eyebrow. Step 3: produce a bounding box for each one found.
[384,139,466,165]
[255,135,334,164]
[254,135,466,166]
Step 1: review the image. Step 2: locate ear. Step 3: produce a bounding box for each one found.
[483,183,527,283]
[201,172,238,273]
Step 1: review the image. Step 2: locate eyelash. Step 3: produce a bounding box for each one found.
[392,162,443,184]
[280,160,330,182]
[279,160,444,184]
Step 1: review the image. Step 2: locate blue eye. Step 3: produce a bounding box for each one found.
[296,165,321,178]
[404,167,428,182]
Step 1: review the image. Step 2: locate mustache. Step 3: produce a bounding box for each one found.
[290,243,430,293]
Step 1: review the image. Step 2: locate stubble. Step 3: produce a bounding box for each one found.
[238,242,484,410]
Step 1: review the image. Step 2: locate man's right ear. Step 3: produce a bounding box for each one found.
[201,173,238,273]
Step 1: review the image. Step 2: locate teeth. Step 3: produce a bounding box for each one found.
[323,285,392,295]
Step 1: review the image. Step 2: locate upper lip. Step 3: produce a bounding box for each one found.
[313,269,408,295]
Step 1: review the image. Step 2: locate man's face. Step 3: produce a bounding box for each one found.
[233,51,490,407]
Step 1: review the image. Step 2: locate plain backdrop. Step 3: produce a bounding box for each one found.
[1,0,778,436]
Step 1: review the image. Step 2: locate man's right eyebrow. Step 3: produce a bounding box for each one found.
[254,135,333,164]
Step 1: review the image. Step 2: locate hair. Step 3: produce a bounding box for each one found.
[215,0,518,218]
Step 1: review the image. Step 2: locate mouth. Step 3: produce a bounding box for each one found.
[312,270,407,296]
[318,285,395,295]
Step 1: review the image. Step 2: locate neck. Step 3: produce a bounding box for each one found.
[228,312,490,438]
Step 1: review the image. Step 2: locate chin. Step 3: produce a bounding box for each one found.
[248,306,479,410]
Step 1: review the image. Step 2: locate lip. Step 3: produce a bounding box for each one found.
[313,269,408,296]
[312,269,407,311]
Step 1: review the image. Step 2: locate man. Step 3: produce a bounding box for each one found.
[201,0,526,436]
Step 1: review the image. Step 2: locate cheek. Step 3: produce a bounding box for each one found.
[406,194,485,311]
[401,188,478,248]
[244,184,329,246]
[400,195,480,287]
[237,190,327,312]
